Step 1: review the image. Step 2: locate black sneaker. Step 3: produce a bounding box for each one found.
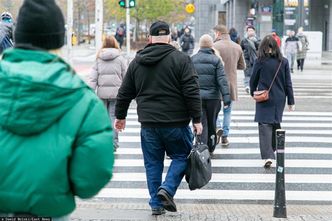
[151,207,166,215]
[216,128,223,144]
[157,188,177,212]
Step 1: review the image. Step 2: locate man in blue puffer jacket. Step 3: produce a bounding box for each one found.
[192,34,231,153]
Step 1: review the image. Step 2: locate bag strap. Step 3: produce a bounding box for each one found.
[267,60,283,92]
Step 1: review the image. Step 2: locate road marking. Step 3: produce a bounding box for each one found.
[127,110,332,116]
[125,115,332,121]
[114,147,332,155]
[110,173,332,183]
[124,121,332,128]
[120,128,332,135]
[119,136,332,143]
[96,188,332,201]
[113,159,332,168]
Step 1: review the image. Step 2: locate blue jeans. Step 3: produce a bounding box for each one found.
[140,126,193,209]
[286,53,296,70]
[216,101,232,137]
[243,66,253,88]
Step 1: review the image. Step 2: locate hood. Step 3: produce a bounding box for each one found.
[98,48,121,61]
[0,49,87,136]
[135,43,176,65]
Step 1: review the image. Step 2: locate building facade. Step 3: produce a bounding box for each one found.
[194,0,332,51]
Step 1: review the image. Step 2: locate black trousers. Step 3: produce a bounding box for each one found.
[201,99,221,153]
[258,123,281,160]
[297,58,305,71]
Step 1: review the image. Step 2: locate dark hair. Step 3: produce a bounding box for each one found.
[229,27,241,44]
[246,26,255,31]
[258,35,283,61]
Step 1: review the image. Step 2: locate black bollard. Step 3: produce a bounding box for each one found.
[273,129,287,218]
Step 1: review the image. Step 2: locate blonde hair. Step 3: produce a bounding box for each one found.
[97,35,120,58]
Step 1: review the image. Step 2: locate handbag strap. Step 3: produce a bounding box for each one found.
[267,60,283,92]
[195,134,202,145]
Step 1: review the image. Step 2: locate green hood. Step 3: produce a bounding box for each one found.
[0,49,87,136]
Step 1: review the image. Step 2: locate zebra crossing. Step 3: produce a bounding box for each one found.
[91,107,332,204]
[76,73,332,206]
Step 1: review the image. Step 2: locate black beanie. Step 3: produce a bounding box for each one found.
[14,0,65,50]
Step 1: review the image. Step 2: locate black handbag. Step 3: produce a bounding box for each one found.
[185,135,212,190]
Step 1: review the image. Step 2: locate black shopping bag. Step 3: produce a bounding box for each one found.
[185,135,212,190]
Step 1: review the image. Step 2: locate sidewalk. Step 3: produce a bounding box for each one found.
[71,202,332,221]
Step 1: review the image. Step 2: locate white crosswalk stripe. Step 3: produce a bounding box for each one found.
[95,107,332,204]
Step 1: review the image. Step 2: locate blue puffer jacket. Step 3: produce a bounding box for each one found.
[192,48,231,105]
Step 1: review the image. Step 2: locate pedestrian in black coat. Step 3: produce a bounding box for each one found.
[250,35,295,168]
[192,34,231,153]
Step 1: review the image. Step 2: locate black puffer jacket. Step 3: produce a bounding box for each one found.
[115,43,201,128]
[191,48,231,105]
[241,37,260,67]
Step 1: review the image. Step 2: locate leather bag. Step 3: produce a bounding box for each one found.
[185,135,212,191]
[253,61,282,103]
[253,90,269,102]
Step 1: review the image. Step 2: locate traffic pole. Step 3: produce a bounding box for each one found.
[66,0,73,64]
[95,0,103,54]
[273,129,287,218]
[126,0,131,55]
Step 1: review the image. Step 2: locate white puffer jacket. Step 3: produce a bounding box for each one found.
[88,48,128,99]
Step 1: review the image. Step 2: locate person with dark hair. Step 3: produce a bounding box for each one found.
[241,26,260,94]
[250,35,295,168]
[115,23,126,49]
[192,34,231,154]
[180,27,195,55]
[88,35,128,152]
[114,21,202,215]
[229,27,241,44]
[0,0,114,219]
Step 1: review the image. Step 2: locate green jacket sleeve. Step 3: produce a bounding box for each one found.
[69,98,114,199]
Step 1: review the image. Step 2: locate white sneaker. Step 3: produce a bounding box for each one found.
[264,159,273,168]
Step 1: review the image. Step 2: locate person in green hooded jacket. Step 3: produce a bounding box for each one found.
[0,0,114,219]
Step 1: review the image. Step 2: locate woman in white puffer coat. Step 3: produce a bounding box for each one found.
[88,36,128,151]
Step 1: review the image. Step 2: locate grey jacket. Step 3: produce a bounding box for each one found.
[284,36,301,55]
[88,48,128,99]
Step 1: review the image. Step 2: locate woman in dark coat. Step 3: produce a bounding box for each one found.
[192,34,231,153]
[250,35,295,168]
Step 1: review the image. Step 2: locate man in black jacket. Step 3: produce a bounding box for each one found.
[241,26,260,94]
[114,21,202,215]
